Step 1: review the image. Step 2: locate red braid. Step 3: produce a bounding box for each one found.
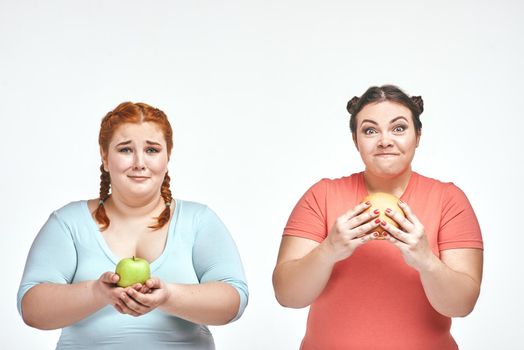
[94,165,111,230]
[149,172,173,229]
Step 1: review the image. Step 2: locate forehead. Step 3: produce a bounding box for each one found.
[111,122,166,144]
[357,101,413,124]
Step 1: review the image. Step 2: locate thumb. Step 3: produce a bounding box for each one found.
[101,271,119,284]
[146,277,161,289]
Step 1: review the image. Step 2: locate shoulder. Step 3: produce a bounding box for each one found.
[307,173,362,195]
[175,199,220,224]
[51,200,88,222]
[175,199,209,215]
[412,172,470,207]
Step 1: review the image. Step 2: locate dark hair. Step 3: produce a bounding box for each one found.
[95,102,173,231]
[346,85,424,134]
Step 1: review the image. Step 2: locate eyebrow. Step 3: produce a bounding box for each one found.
[115,140,162,147]
[360,116,409,126]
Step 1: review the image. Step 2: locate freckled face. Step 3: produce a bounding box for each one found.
[353,101,420,178]
[102,122,169,201]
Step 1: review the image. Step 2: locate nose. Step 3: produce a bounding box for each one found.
[132,152,146,171]
[377,134,393,148]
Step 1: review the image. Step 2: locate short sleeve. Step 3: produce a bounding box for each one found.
[283,179,328,242]
[438,183,483,251]
[17,212,78,316]
[192,207,248,322]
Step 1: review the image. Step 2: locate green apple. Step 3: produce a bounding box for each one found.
[115,256,151,287]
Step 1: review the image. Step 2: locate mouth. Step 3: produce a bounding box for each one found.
[127,175,150,181]
[375,153,400,157]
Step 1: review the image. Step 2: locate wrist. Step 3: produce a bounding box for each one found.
[159,283,177,311]
[418,254,441,274]
[89,280,106,308]
[316,241,339,266]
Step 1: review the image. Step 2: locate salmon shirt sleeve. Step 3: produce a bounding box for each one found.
[283,179,329,242]
[438,183,483,250]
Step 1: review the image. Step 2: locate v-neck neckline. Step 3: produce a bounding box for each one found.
[81,199,179,272]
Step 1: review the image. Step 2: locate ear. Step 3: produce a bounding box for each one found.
[352,133,359,151]
[415,130,422,147]
[100,146,109,172]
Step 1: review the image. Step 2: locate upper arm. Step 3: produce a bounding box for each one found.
[440,248,483,286]
[17,213,78,316]
[275,235,320,266]
[192,207,248,320]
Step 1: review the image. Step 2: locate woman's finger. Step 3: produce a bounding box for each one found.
[100,271,119,285]
[385,207,414,233]
[380,220,409,244]
[120,291,150,315]
[115,299,141,317]
[339,201,372,222]
[398,201,423,228]
[350,218,381,239]
[347,209,380,231]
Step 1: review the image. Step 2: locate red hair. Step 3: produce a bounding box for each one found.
[95,102,174,230]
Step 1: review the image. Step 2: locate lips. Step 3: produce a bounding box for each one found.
[127,175,150,180]
[375,153,400,156]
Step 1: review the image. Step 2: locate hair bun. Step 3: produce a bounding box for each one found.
[411,96,424,114]
[346,96,360,115]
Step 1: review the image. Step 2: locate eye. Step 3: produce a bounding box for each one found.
[363,127,377,135]
[393,125,407,133]
[118,147,132,153]
[146,147,160,153]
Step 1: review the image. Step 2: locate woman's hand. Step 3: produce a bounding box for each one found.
[382,201,438,272]
[117,278,171,317]
[321,201,381,263]
[91,272,130,313]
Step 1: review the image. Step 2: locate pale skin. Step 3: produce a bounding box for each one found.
[21,122,240,330]
[273,101,483,317]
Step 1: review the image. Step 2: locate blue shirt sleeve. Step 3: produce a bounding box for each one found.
[192,207,249,322]
[17,211,78,317]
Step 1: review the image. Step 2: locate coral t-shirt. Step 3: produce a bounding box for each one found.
[283,172,483,350]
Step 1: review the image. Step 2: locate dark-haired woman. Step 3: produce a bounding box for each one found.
[17,102,248,349]
[273,85,483,350]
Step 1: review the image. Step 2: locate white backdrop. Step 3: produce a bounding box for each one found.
[1,0,523,349]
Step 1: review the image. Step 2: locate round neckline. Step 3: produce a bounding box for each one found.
[81,199,179,272]
[358,171,418,201]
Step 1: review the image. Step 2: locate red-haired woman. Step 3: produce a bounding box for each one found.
[273,85,483,349]
[18,102,248,349]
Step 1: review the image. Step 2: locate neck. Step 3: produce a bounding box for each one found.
[105,190,164,220]
[363,167,413,198]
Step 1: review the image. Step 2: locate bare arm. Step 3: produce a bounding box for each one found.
[273,202,379,308]
[419,248,483,317]
[272,236,336,308]
[21,272,125,330]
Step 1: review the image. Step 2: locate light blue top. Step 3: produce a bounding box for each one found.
[17,199,248,350]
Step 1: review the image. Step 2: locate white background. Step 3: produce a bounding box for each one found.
[1,0,523,349]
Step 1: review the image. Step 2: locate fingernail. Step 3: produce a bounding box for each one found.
[385,208,392,213]
[373,209,380,214]
[381,220,387,226]
[373,232,379,237]
[383,232,388,237]
[374,218,381,224]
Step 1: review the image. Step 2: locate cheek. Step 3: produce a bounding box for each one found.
[107,154,133,172]
[147,156,169,173]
